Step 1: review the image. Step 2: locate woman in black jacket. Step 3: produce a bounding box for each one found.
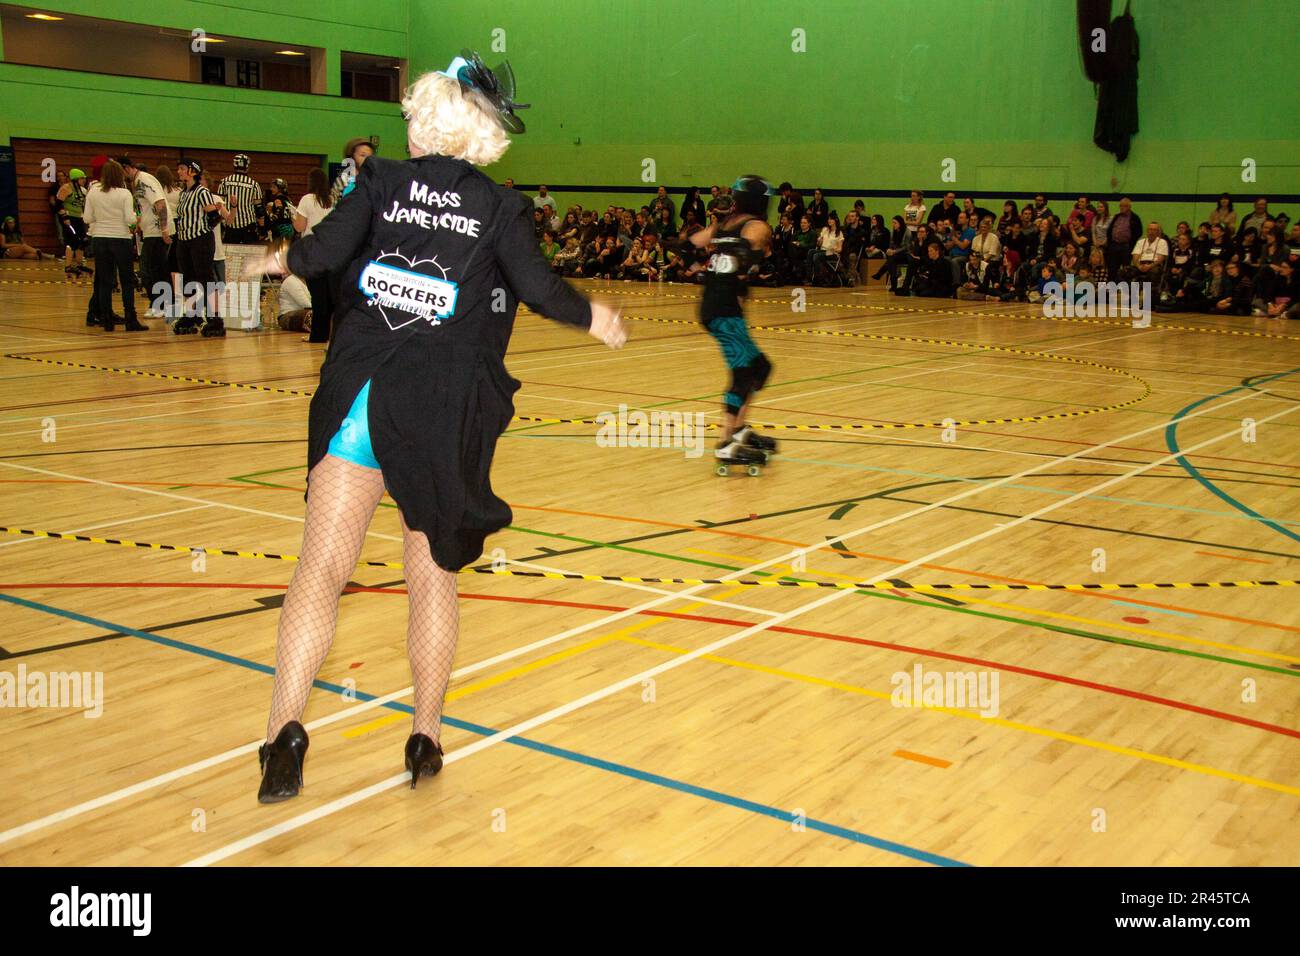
[806,188,830,230]
[253,52,626,803]
[866,214,890,255]
[680,187,706,228]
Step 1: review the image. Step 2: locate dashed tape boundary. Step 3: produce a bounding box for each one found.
[3,526,1294,593]
[2,312,1152,431]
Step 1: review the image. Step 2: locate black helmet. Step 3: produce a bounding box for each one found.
[732,175,774,218]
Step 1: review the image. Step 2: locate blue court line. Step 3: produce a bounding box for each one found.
[1109,599,1194,619]
[0,591,969,867]
[1164,368,1300,545]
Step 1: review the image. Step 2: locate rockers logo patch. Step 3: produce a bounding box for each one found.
[358,250,459,330]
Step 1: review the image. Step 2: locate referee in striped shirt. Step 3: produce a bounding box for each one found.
[219,153,262,245]
[174,159,228,337]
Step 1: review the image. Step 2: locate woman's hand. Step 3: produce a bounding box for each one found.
[588,301,627,349]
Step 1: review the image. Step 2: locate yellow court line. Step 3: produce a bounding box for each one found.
[615,634,1300,798]
[684,547,1300,665]
[341,586,754,738]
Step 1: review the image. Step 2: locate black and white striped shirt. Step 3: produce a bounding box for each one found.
[176,184,215,241]
[218,171,260,230]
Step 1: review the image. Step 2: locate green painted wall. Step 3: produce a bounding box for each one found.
[408,0,1300,229]
[2,0,1297,230]
[0,0,408,160]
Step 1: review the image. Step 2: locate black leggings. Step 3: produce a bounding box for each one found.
[91,237,136,324]
[307,273,336,343]
[176,232,217,318]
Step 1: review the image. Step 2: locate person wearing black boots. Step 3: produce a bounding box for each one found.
[250,51,626,802]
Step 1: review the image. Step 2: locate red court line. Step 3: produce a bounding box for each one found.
[3,481,1296,634]
[4,580,1296,741]
[1194,550,1274,565]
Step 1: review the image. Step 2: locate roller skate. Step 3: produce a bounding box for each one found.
[200,317,226,338]
[172,315,201,335]
[714,436,767,477]
[734,425,778,455]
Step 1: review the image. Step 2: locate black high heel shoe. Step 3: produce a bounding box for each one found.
[405,733,444,789]
[258,721,309,803]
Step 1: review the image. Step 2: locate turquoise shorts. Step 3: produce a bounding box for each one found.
[327,379,380,469]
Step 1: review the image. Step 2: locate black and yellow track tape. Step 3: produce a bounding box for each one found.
[1,354,317,397]
[2,312,1152,431]
[593,284,1300,341]
[3,526,1294,594]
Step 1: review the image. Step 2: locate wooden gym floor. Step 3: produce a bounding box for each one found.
[0,260,1297,866]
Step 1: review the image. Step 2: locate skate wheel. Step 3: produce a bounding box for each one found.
[746,464,761,477]
[715,464,729,477]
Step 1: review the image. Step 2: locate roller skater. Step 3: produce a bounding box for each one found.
[689,176,778,474]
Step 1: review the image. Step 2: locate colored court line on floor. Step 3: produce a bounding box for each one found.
[1193,550,1273,565]
[0,589,962,866]
[10,520,1300,676]
[6,579,1298,740]
[2,312,1153,430]
[5,469,1292,633]
[342,585,753,739]
[613,633,1300,797]
[894,750,953,769]
[6,523,1296,600]
[503,500,1300,634]
[686,546,1300,667]
[1165,367,1300,545]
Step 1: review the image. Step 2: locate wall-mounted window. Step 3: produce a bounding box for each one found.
[236,59,261,89]
[201,56,226,86]
[0,5,402,99]
[342,52,403,103]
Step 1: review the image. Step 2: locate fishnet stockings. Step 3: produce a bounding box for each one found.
[400,514,460,738]
[264,453,461,745]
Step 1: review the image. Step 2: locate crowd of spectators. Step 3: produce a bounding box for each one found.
[522,182,1298,319]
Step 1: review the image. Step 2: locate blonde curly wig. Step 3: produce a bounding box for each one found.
[402,71,510,167]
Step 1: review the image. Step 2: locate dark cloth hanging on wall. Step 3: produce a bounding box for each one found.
[1093,7,1140,162]
[1077,0,1113,83]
